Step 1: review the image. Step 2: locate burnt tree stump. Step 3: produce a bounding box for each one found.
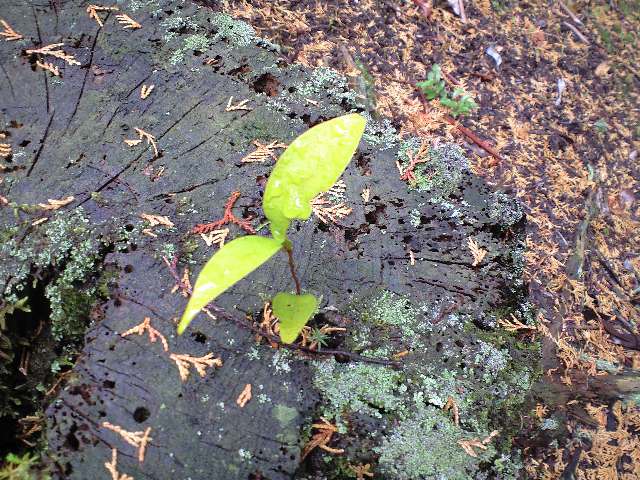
[1,1,536,478]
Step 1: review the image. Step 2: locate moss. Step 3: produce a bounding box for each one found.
[474,340,511,383]
[0,452,50,480]
[355,291,427,347]
[273,404,300,445]
[0,208,139,344]
[272,404,298,427]
[160,15,200,41]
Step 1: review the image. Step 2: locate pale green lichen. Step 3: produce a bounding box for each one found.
[409,208,421,228]
[313,358,406,420]
[163,12,259,65]
[161,15,200,41]
[237,448,252,461]
[488,191,524,229]
[211,13,256,47]
[474,340,511,383]
[375,405,495,480]
[421,144,469,198]
[310,290,537,479]
[295,67,358,107]
[361,113,399,150]
[169,34,210,65]
[1,208,101,342]
[1,208,138,343]
[270,349,295,374]
[356,290,431,348]
[397,140,470,202]
[119,0,166,13]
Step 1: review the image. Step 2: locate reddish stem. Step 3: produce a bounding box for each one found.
[284,245,302,295]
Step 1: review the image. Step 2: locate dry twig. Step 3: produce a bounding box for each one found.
[121,317,169,352]
[116,13,142,30]
[361,186,370,202]
[191,191,255,234]
[139,213,174,228]
[458,430,499,457]
[444,396,460,425]
[398,142,429,182]
[301,418,344,460]
[557,0,582,25]
[38,196,74,210]
[86,5,119,27]
[467,238,487,266]
[458,0,467,22]
[236,383,252,407]
[241,140,287,163]
[102,422,152,463]
[0,142,12,158]
[104,449,133,480]
[351,463,374,479]
[125,127,159,157]
[0,19,23,41]
[225,96,252,111]
[200,228,229,248]
[26,43,80,66]
[563,21,589,44]
[170,353,223,382]
[311,195,352,224]
[35,60,60,76]
[498,314,538,335]
[140,84,154,99]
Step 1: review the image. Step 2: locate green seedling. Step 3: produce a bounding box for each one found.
[440,88,478,118]
[416,64,446,100]
[417,64,478,118]
[178,114,366,343]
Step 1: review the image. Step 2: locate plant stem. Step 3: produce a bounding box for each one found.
[283,245,302,295]
[162,256,402,368]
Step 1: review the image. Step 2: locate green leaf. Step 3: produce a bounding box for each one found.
[416,64,445,100]
[263,113,366,241]
[177,235,282,334]
[272,292,318,344]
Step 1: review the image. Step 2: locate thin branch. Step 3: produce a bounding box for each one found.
[458,0,467,23]
[563,21,590,44]
[557,0,582,25]
[442,114,504,164]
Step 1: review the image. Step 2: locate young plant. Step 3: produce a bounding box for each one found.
[417,64,478,118]
[416,64,446,100]
[177,114,366,343]
[440,88,478,118]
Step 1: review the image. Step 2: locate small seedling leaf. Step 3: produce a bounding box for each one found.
[263,113,366,241]
[178,235,282,334]
[272,292,318,344]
